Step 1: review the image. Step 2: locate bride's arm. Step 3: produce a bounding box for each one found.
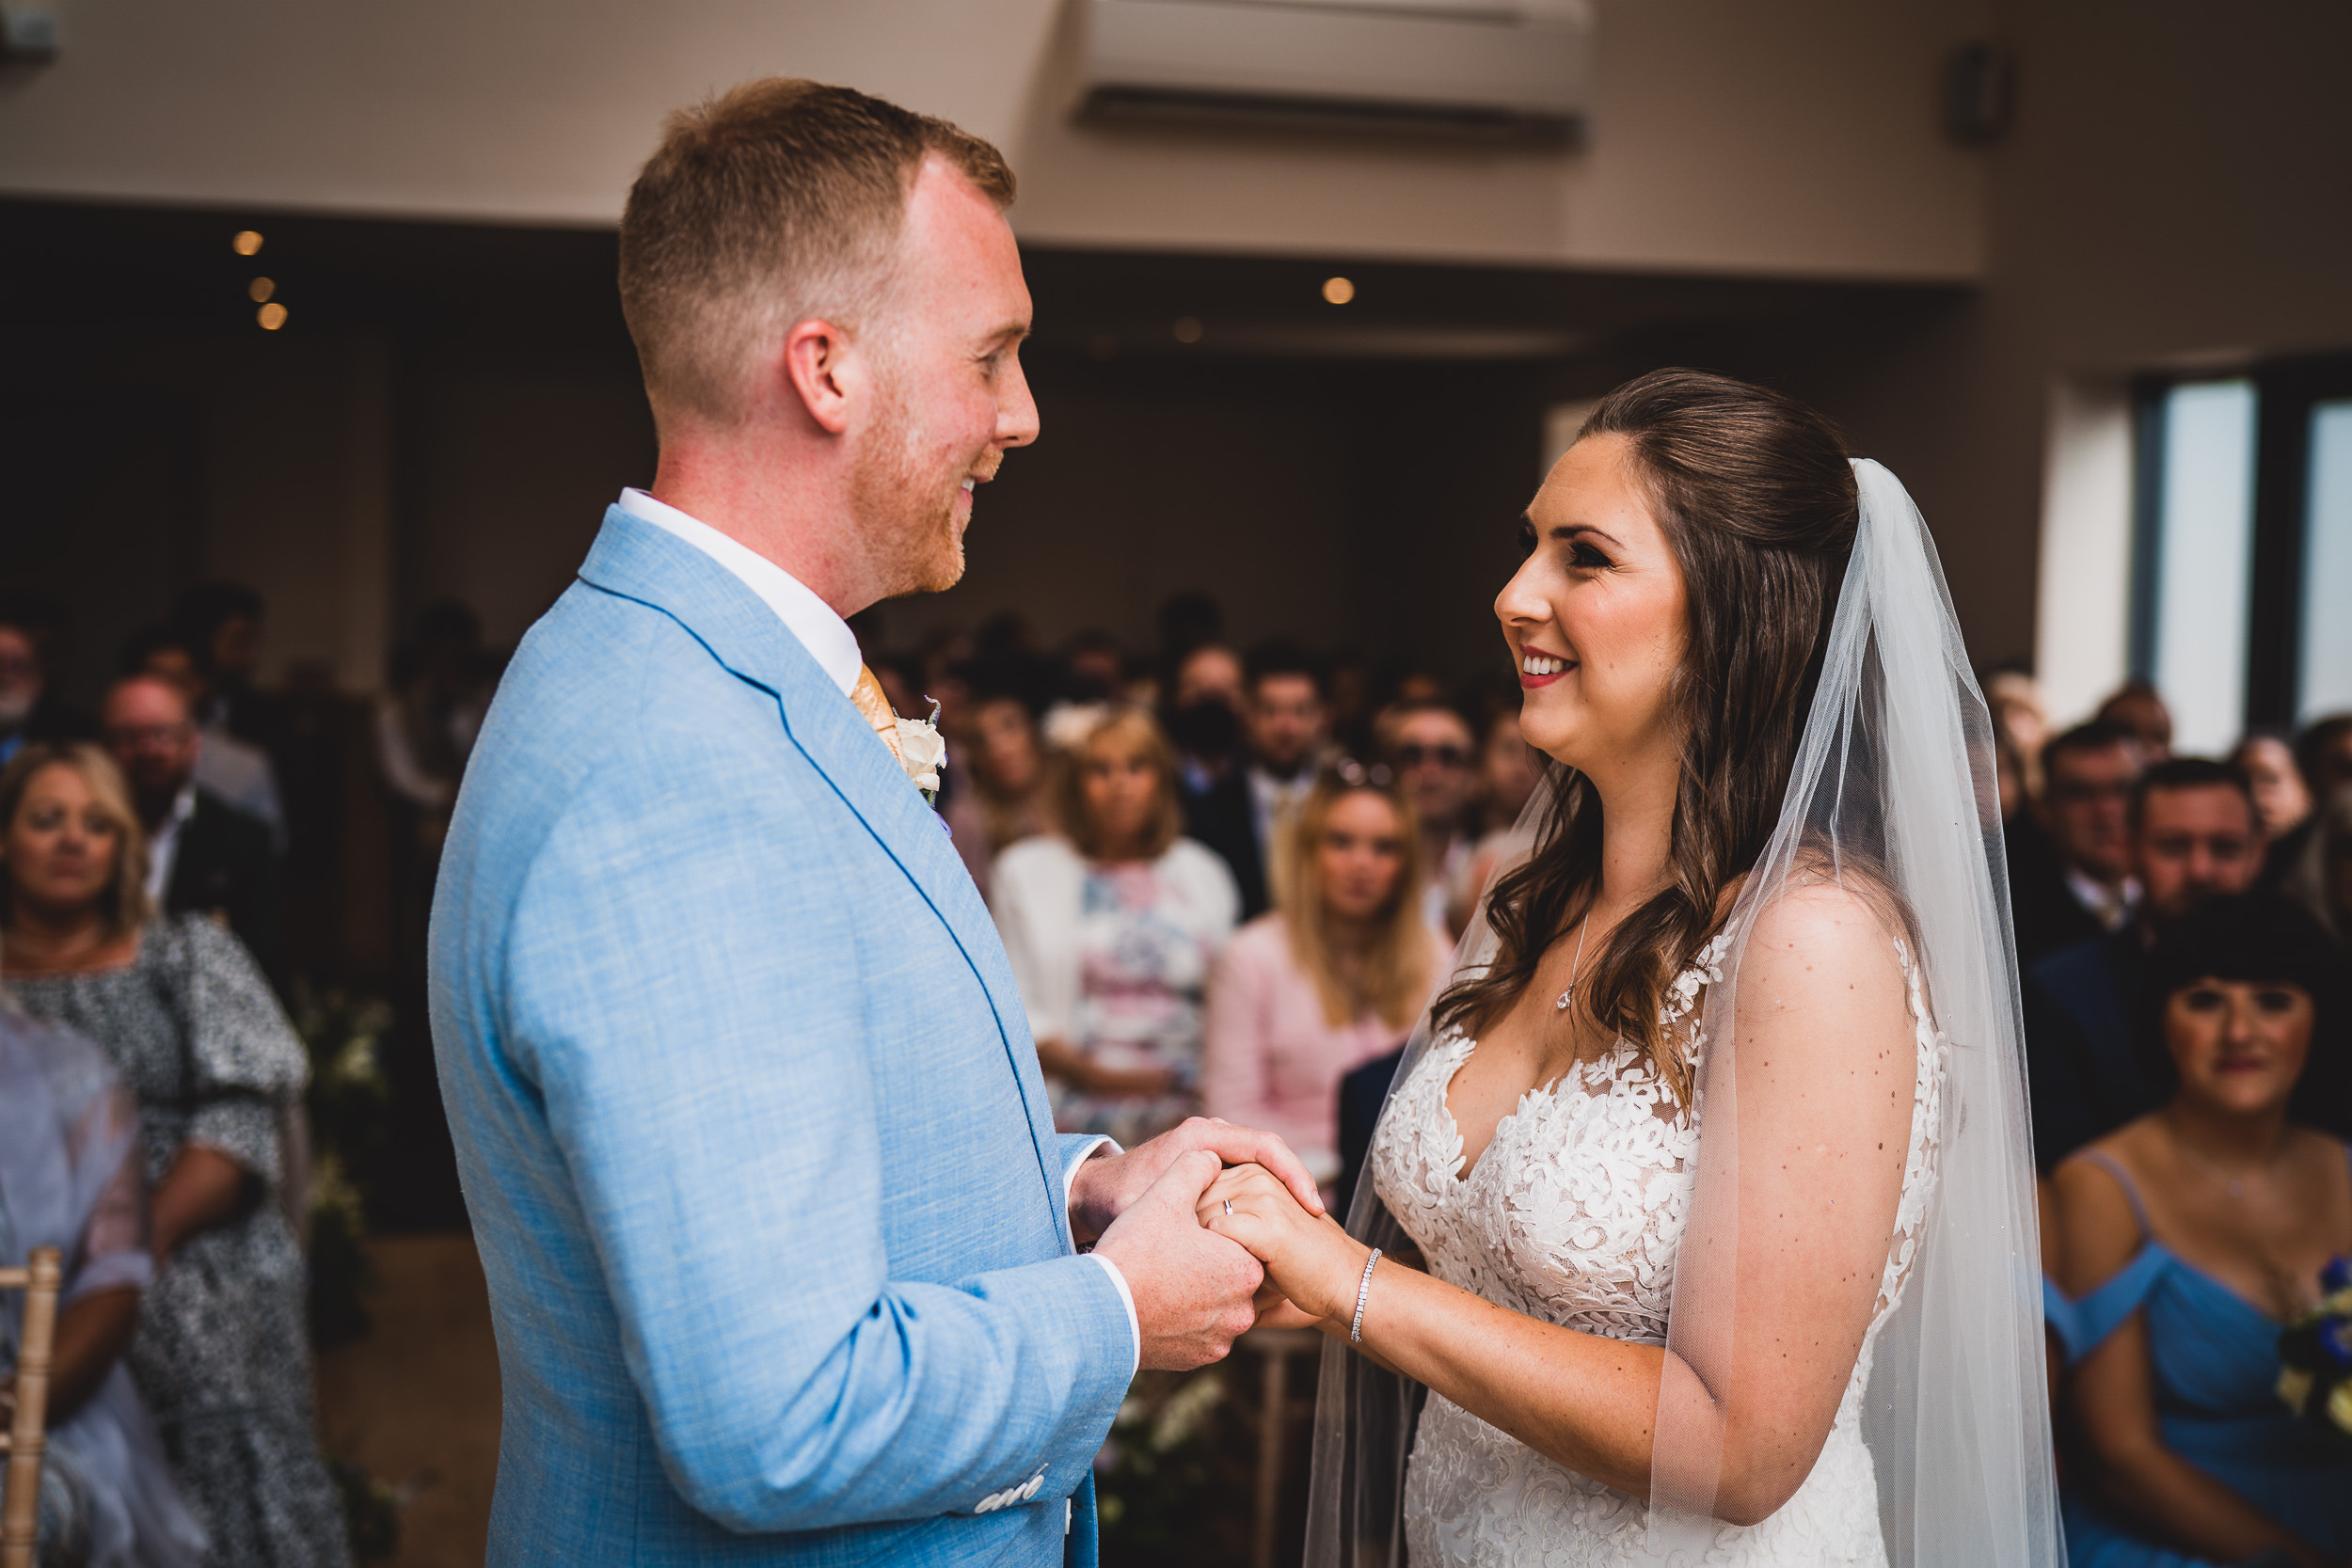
[1205,885,1915,1522]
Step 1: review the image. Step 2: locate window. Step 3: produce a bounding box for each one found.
[2300,398,2352,721]
[2130,356,2352,744]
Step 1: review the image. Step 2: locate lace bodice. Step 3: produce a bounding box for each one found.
[1368,935,1947,1566]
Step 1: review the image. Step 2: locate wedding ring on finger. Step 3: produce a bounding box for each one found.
[1222,1198,1234,1216]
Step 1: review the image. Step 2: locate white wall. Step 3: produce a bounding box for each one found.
[1922,0,2352,695]
[0,0,1988,280]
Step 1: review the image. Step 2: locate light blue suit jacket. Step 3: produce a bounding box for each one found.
[430,508,1135,1565]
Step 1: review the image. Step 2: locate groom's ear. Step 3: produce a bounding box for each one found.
[778,317,863,436]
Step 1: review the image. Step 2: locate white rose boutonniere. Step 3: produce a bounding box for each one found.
[893,705,947,804]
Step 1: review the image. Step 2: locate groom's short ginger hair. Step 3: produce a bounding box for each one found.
[618,78,1015,428]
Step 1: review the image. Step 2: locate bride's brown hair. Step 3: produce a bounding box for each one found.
[1433,369,1859,1104]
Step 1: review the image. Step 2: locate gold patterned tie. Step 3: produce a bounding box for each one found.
[850,664,905,767]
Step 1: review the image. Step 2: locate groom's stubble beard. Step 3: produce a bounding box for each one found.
[849,365,980,600]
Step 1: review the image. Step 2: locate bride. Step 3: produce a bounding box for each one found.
[1202,370,2064,1566]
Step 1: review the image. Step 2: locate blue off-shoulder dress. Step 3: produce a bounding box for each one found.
[2044,1148,2352,1566]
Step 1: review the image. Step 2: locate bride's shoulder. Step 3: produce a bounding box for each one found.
[1734,877,1915,1022]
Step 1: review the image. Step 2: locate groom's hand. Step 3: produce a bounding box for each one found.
[1068,1117,1324,1245]
[1094,1149,1266,1370]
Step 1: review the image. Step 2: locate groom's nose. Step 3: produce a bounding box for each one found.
[994,353,1040,450]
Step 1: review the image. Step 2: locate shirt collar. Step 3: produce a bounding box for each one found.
[615,488,862,697]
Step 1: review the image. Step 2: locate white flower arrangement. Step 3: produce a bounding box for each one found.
[892,705,947,803]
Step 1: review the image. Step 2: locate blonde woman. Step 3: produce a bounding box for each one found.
[1202,768,1451,1187]
[0,744,346,1568]
[991,706,1241,1147]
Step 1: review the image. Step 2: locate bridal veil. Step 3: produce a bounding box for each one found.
[1306,459,2065,1567]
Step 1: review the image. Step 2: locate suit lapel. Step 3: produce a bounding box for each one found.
[576,510,1068,1229]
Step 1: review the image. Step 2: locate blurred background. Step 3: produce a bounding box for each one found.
[1,0,2346,1562]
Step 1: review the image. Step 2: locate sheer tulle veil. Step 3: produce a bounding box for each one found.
[1304,459,2065,1567]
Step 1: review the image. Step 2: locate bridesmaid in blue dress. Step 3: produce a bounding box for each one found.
[2050,892,2352,1568]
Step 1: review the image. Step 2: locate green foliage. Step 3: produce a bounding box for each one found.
[327,1459,401,1561]
[1096,1367,1251,1566]
[292,985,395,1349]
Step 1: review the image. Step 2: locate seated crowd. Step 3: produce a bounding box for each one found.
[9,565,2352,1567]
[1991,674,2352,1567]
[1,582,490,1568]
[870,611,1543,1195]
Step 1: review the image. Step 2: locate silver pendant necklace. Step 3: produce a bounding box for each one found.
[1553,910,1594,1014]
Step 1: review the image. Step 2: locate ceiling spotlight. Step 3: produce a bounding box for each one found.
[1172,316,1203,344]
[232,230,264,257]
[258,303,288,330]
[248,277,275,303]
[1322,276,1356,305]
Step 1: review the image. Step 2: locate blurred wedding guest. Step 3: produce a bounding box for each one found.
[1169,664,1264,918]
[375,600,491,830]
[1384,699,1480,934]
[1449,706,1544,930]
[1324,647,1375,759]
[2233,730,2314,847]
[2283,785,2352,945]
[991,707,1240,1148]
[2026,758,2265,1168]
[1060,628,1126,703]
[1201,769,1447,1188]
[866,652,923,727]
[168,584,288,757]
[2010,721,2142,966]
[0,593,98,767]
[2265,714,2352,895]
[1994,727,2030,824]
[1171,641,1245,714]
[2051,893,2351,1567]
[2297,714,2352,802]
[2,1006,209,1568]
[2098,678,2174,762]
[0,744,348,1567]
[1987,663,2051,799]
[119,630,282,847]
[1213,640,1332,918]
[944,685,1051,900]
[100,677,284,990]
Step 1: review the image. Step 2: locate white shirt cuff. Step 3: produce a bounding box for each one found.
[1065,1136,1140,1377]
[1085,1253,1141,1378]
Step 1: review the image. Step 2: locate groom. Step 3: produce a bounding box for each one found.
[430,79,1319,1566]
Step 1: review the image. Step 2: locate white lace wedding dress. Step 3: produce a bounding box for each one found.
[1369,934,1947,1567]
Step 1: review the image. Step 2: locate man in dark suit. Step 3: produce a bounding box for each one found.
[102,674,286,990]
[2023,756,2262,1168]
[2008,720,2141,967]
[0,591,98,767]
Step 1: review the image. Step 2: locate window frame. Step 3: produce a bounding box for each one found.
[2128,352,2352,732]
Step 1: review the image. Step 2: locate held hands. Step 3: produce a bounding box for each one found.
[1067,1117,1326,1246]
[1077,1119,1327,1371]
[1200,1164,1373,1328]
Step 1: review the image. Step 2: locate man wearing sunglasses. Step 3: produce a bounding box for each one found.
[2010,720,2142,966]
[1382,699,1479,936]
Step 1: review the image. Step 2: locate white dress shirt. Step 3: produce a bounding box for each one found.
[615,488,863,697]
[615,488,1139,1365]
[145,782,199,902]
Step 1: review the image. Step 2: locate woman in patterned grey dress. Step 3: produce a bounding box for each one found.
[1,742,350,1568]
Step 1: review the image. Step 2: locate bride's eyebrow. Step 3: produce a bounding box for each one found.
[1555,522,1627,549]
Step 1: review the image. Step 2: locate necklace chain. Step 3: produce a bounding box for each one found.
[1552,911,1593,1015]
[2168,1116,2291,1200]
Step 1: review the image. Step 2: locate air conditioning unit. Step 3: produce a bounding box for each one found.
[1079,0,1594,144]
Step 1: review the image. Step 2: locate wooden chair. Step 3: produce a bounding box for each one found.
[0,1248,63,1568]
[1233,1326,1324,1568]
